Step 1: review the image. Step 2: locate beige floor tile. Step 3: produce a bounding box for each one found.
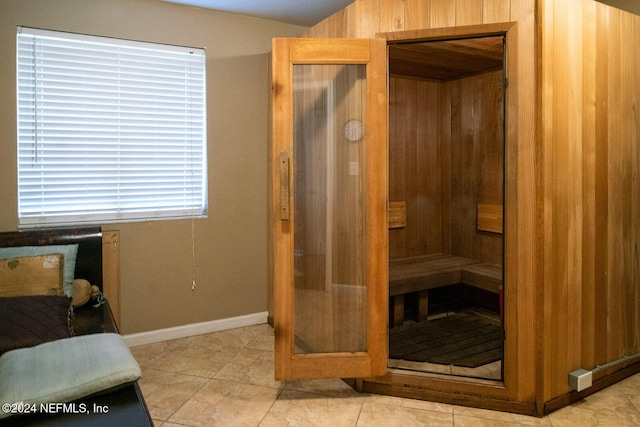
[454,414,539,426]
[547,394,640,426]
[131,338,190,369]
[214,347,284,389]
[364,393,453,414]
[138,368,208,421]
[168,379,281,427]
[260,389,363,427]
[145,343,243,378]
[454,405,550,426]
[357,401,453,426]
[601,374,640,397]
[246,325,276,351]
[190,326,267,350]
[284,378,365,399]
[629,395,640,412]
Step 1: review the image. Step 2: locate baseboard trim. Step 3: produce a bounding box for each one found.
[123,311,269,347]
[544,360,640,415]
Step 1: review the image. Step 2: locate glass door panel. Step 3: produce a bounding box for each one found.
[293,64,367,354]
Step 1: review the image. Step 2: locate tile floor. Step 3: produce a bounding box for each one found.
[130,324,640,426]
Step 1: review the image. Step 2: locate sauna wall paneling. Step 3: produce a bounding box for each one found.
[540,0,640,403]
[389,71,503,262]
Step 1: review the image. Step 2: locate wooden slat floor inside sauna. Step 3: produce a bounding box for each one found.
[389,310,504,380]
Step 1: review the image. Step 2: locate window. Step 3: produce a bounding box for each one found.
[16,27,207,227]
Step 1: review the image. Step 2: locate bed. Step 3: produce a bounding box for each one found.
[0,227,153,426]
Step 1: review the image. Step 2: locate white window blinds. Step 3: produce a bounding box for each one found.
[16,27,207,227]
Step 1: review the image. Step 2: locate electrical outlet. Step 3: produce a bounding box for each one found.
[568,369,592,392]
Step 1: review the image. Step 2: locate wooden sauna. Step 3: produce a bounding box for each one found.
[270,0,640,417]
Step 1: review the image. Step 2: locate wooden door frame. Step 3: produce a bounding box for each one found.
[362,22,540,416]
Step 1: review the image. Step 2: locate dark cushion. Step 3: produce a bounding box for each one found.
[0,296,73,356]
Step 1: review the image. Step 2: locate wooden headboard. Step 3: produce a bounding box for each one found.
[0,227,120,325]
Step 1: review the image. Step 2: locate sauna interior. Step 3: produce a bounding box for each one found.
[387,36,505,380]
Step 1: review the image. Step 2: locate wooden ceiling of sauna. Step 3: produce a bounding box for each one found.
[389,36,504,81]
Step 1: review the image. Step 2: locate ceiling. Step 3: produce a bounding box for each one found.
[389,36,505,81]
[160,0,354,26]
[161,0,640,29]
[597,0,640,16]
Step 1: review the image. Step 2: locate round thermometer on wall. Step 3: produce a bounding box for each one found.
[343,119,365,141]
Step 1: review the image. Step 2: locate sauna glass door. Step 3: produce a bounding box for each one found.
[271,38,388,380]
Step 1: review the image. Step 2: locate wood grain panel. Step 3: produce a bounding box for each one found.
[271,37,294,380]
[439,79,453,256]
[606,1,624,367]
[593,0,610,369]
[389,70,503,264]
[379,0,405,32]
[506,0,537,406]
[403,78,419,255]
[405,0,431,30]
[540,0,640,404]
[419,80,443,255]
[456,0,483,26]
[389,77,407,257]
[355,0,380,38]
[389,37,504,81]
[483,0,511,23]
[580,0,597,374]
[632,6,640,354]
[430,0,456,28]
[618,7,640,361]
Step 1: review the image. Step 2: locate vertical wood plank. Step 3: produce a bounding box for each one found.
[449,79,468,256]
[618,10,635,356]
[389,77,407,258]
[456,0,483,26]
[580,0,597,371]
[356,0,381,38]
[300,4,352,38]
[430,0,456,28]
[405,80,418,256]
[593,0,610,367]
[366,37,391,375]
[327,6,353,38]
[405,0,431,31]
[483,0,510,24]
[440,80,453,253]
[419,80,443,254]
[508,0,537,404]
[564,0,584,392]
[479,71,505,264]
[380,0,405,32]
[632,8,640,354]
[271,38,294,380]
[606,5,623,363]
[540,0,556,402]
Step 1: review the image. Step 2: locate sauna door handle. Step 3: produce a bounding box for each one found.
[279,151,290,220]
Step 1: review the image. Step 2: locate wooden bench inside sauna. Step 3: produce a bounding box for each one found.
[389,203,503,326]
